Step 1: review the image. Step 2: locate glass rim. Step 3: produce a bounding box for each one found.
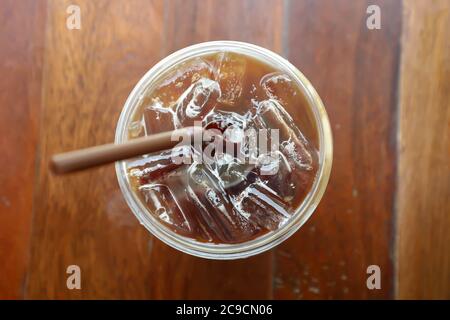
[115,40,333,259]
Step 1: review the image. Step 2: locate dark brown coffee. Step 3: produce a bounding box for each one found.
[125,51,319,244]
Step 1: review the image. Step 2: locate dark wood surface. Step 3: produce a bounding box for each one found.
[0,0,45,299]
[0,0,448,299]
[397,0,450,299]
[274,0,401,299]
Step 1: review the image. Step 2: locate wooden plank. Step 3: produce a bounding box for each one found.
[164,0,283,54]
[147,0,284,299]
[397,0,450,299]
[274,0,401,299]
[26,0,165,299]
[0,0,45,299]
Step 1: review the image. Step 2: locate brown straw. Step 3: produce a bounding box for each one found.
[50,127,198,174]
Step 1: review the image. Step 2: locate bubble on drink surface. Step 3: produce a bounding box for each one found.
[175,78,221,127]
[215,52,247,105]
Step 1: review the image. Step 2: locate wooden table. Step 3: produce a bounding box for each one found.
[0,0,448,299]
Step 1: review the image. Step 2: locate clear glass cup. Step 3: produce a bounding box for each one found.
[115,41,333,259]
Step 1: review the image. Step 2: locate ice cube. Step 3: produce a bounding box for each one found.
[254,99,313,170]
[255,150,298,202]
[175,78,221,127]
[138,184,193,234]
[143,98,178,134]
[137,165,215,241]
[202,109,251,133]
[127,147,191,185]
[214,153,254,190]
[232,179,291,231]
[281,138,313,170]
[260,72,297,106]
[215,52,247,106]
[186,163,259,243]
[256,150,289,176]
[203,110,257,162]
[152,57,217,107]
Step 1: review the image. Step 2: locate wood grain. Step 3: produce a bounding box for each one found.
[0,0,447,299]
[164,0,283,54]
[397,0,450,299]
[0,0,45,299]
[273,0,401,299]
[26,0,165,299]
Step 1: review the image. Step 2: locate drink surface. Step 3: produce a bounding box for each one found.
[125,51,319,244]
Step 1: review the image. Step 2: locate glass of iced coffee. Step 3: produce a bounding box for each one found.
[115,41,332,259]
